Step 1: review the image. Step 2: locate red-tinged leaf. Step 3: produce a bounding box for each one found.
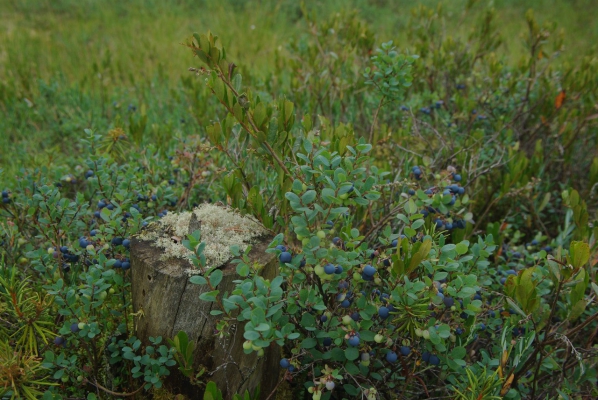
[555,90,566,110]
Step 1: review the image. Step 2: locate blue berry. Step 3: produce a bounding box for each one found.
[386,351,398,363]
[422,352,431,362]
[453,174,462,182]
[400,346,411,356]
[275,245,287,252]
[429,354,440,365]
[324,264,335,274]
[70,323,80,333]
[340,299,351,308]
[121,261,130,270]
[378,307,390,319]
[279,252,292,263]
[443,297,455,308]
[363,265,376,277]
[123,239,131,249]
[323,337,332,346]
[348,336,360,346]
[280,358,291,369]
[111,237,124,246]
[361,272,373,281]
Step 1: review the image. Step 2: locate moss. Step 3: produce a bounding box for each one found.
[137,203,267,272]
[150,387,189,400]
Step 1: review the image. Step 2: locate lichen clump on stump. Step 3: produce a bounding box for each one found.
[138,203,267,271]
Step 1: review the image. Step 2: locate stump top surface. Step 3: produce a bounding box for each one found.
[135,203,269,274]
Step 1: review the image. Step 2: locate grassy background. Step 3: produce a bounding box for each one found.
[2,0,597,90]
[1,0,597,175]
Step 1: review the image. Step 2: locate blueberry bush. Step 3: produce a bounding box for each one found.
[1,2,598,400]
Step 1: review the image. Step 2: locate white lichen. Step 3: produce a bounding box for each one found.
[138,203,267,273]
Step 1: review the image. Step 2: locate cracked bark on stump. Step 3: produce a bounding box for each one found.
[130,232,280,399]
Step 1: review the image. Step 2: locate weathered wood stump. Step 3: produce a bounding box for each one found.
[130,204,280,399]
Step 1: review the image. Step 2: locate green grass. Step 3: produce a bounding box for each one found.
[2,0,597,91]
[1,0,597,175]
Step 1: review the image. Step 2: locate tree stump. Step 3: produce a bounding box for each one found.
[130,204,280,399]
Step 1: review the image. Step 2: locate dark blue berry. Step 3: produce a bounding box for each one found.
[386,351,398,363]
[279,252,292,263]
[378,307,390,319]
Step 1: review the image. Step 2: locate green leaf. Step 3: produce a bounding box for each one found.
[189,275,207,285]
[345,347,359,361]
[343,384,359,396]
[455,241,469,255]
[285,192,300,203]
[569,241,590,270]
[199,290,219,302]
[330,347,346,362]
[408,239,432,273]
[301,190,317,205]
[301,338,317,349]
[505,298,527,317]
[300,313,316,330]
[253,103,267,127]
[450,346,466,360]
[203,381,223,400]
[209,269,223,288]
[569,299,587,321]
[404,198,418,214]
[344,361,360,375]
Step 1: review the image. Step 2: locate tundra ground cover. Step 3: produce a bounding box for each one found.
[1,1,598,399]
